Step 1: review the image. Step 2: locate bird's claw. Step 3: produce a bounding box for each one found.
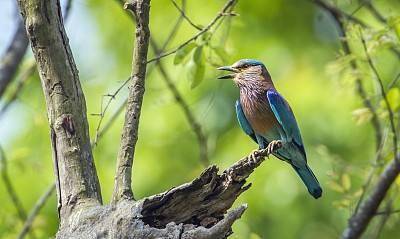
[248,149,259,164]
[266,140,282,156]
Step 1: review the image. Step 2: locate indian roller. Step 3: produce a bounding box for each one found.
[217,59,322,199]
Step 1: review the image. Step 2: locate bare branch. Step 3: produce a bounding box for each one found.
[372,188,399,239]
[0,61,36,117]
[388,72,400,89]
[57,147,279,238]
[17,0,102,220]
[360,30,398,157]
[142,147,276,228]
[353,133,388,214]
[154,50,209,165]
[160,0,186,50]
[170,0,202,31]
[313,0,383,150]
[342,156,400,239]
[18,184,56,239]
[311,0,367,27]
[0,145,35,239]
[375,208,400,216]
[112,0,152,202]
[0,14,29,99]
[0,0,73,102]
[95,0,209,165]
[147,0,238,63]
[312,0,400,59]
[363,0,386,24]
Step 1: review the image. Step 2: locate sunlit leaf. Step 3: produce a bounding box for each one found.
[250,233,262,239]
[386,88,400,111]
[211,45,229,62]
[341,174,351,191]
[333,199,351,209]
[200,31,212,43]
[173,42,197,65]
[352,108,372,125]
[329,181,345,193]
[353,189,363,198]
[388,16,400,40]
[186,46,205,89]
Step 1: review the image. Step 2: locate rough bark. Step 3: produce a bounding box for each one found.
[17,0,102,222]
[113,0,151,202]
[56,149,272,239]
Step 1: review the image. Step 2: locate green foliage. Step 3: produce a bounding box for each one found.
[386,87,400,111]
[186,46,205,89]
[173,43,196,65]
[2,0,400,238]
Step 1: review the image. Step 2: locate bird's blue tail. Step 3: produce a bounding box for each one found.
[292,164,322,199]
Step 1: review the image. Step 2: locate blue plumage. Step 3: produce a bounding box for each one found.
[221,59,322,199]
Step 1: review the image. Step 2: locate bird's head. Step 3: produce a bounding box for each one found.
[217,59,271,87]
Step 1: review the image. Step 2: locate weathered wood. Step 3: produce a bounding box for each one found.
[57,149,272,239]
[17,0,102,222]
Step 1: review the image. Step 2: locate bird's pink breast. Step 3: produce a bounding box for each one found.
[240,94,278,134]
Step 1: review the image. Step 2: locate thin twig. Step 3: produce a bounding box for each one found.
[342,153,400,239]
[147,0,238,63]
[387,72,400,89]
[0,145,35,239]
[364,1,386,24]
[360,30,398,158]
[17,184,56,239]
[312,0,400,59]
[0,61,36,117]
[170,0,202,31]
[160,0,186,50]
[0,0,72,102]
[353,130,388,214]
[151,43,209,165]
[0,12,29,99]
[92,77,130,146]
[105,0,214,166]
[313,0,383,150]
[374,208,400,216]
[372,188,399,239]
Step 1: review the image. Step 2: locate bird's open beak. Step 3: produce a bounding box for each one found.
[217,66,239,79]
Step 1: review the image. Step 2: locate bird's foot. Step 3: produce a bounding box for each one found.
[248,149,260,163]
[266,140,282,156]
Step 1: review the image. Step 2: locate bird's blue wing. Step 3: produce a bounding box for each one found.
[266,89,305,155]
[235,100,257,143]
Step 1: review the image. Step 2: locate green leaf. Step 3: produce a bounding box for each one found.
[352,108,372,125]
[186,46,205,89]
[388,16,400,40]
[173,42,196,65]
[386,88,400,111]
[329,181,344,193]
[341,174,351,191]
[211,46,229,62]
[333,199,351,209]
[250,233,262,239]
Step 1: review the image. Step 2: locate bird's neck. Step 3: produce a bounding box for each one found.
[238,79,274,99]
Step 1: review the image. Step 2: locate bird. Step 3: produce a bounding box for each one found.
[217,59,322,199]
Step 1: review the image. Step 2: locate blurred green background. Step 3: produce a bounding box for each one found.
[1,0,400,238]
